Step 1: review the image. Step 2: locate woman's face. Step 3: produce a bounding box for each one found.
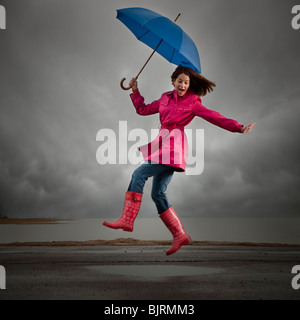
[173,73,190,97]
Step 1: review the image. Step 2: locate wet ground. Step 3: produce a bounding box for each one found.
[0,245,300,300]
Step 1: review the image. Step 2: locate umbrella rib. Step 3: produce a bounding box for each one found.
[170,48,175,63]
[137,29,150,41]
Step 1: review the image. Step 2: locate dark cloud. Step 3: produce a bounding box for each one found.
[0,0,299,218]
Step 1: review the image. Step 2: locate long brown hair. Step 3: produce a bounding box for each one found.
[171,65,216,96]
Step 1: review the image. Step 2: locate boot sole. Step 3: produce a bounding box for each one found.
[102,222,133,232]
[166,236,192,255]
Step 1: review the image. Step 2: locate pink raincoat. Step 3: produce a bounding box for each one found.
[130,89,243,172]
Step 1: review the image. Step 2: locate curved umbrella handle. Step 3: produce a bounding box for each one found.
[120,77,132,90]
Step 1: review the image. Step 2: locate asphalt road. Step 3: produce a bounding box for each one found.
[0,245,299,300]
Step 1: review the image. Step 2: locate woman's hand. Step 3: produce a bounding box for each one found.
[241,123,256,133]
[129,78,138,90]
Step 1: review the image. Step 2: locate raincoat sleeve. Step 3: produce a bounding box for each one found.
[192,97,243,133]
[130,92,159,116]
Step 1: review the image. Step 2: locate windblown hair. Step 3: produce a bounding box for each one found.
[171,65,216,96]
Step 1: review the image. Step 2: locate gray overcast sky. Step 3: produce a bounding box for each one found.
[0,0,299,219]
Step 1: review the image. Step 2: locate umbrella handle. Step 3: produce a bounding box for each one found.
[120,77,132,90]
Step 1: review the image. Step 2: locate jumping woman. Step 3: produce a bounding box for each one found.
[103,66,255,255]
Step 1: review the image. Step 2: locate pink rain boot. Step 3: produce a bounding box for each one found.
[160,207,191,255]
[103,191,142,232]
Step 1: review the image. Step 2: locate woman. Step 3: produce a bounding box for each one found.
[103,66,255,255]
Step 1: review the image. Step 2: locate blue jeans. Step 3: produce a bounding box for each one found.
[128,161,175,214]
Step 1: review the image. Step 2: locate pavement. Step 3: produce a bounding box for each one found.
[0,244,300,300]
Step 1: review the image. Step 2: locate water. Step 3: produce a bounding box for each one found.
[86,265,222,279]
[0,218,299,244]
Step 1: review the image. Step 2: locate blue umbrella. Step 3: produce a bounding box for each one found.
[117,7,201,90]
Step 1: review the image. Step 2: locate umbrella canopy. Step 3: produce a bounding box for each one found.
[117,7,201,89]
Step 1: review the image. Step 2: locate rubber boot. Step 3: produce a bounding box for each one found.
[103,191,142,232]
[160,207,191,255]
